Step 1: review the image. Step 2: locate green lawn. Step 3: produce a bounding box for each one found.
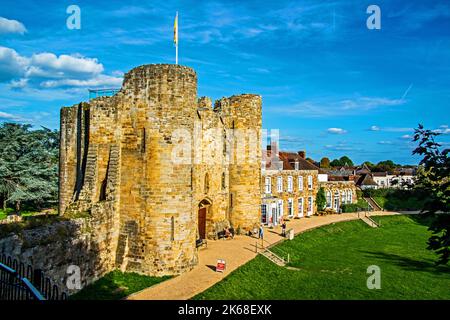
[194,215,450,300]
[69,270,171,300]
[0,207,57,220]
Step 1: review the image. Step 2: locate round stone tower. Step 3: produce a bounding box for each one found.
[227,94,262,233]
[117,64,198,276]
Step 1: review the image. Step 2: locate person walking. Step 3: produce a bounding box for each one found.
[281,221,287,237]
[259,225,264,240]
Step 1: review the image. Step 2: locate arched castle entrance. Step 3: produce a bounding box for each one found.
[198,198,212,239]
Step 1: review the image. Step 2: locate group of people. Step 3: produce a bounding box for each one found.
[258,219,288,240]
[221,220,288,241]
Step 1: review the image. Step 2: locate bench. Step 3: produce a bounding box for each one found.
[217,228,235,240]
[196,238,207,248]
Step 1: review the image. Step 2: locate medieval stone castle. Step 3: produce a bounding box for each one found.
[59,64,262,277]
[59,63,356,279]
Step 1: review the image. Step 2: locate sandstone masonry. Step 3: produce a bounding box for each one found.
[59,64,262,277]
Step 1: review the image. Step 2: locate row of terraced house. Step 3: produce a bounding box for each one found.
[260,146,358,226]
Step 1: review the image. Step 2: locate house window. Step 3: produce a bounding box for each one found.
[277,200,283,220]
[265,177,271,194]
[307,175,313,190]
[287,176,293,192]
[294,161,299,170]
[298,176,304,191]
[261,204,267,224]
[334,191,340,210]
[348,191,352,203]
[307,196,313,215]
[277,176,283,192]
[298,197,304,217]
[341,191,346,204]
[326,191,332,208]
[288,198,294,217]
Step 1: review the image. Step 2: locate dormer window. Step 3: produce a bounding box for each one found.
[294,161,299,170]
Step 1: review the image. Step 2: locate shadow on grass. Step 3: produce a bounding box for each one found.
[361,250,450,275]
[70,270,171,300]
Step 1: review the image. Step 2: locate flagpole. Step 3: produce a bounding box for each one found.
[175,11,179,65]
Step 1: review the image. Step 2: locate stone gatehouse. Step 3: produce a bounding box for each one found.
[59,64,262,277]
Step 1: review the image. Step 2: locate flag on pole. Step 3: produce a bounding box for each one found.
[174,11,178,64]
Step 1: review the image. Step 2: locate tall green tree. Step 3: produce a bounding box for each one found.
[0,123,59,214]
[339,156,354,167]
[320,157,331,168]
[316,187,326,211]
[413,124,450,265]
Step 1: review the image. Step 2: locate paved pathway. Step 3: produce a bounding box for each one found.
[126,211,412,300]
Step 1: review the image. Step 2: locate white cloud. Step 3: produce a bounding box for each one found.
[378,141,393,145]
[0,17,27,35]
[40,74,123,88]
[28,52,104,78]
[0,46,122,89]
[324,143,359,152]
[327,128,347,135]
[0,111,27,121]
[341,97,405,110]
[369,126,413,133]
[0,47,29,81]
[401,134,413,140]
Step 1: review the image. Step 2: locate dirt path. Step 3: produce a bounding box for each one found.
[126,211,411,300]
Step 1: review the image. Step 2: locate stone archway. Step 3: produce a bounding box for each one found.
[198,198,212,239]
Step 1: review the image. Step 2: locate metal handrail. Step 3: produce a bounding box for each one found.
[0,262,45,300]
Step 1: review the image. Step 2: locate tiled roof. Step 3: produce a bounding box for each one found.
[356,173,378,186]
[278,152,320,171]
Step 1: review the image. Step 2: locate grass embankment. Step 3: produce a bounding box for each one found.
[194,215,450,300]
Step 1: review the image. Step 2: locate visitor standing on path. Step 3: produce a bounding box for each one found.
[259,224,264,248]
[281,221,287,237]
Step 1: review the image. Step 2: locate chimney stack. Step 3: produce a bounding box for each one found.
[298,150,306,159]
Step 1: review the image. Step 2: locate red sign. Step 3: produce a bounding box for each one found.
[216,259,226,272]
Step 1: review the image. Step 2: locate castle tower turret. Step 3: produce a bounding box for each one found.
[226,94,262,232]
[117,64,198,275]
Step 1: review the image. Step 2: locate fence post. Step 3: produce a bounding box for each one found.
[32,269,43,292]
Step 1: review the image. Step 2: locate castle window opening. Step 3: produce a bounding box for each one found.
[204,173,209,194]
[221,172,226,190]
[170,216,175,241]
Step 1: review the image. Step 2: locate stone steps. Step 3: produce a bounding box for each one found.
[260,249,286,266]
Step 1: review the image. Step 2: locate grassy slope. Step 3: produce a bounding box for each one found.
[194,215,450,300]
[70,270,171,300]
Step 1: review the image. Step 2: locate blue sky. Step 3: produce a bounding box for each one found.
[1,0,449,164]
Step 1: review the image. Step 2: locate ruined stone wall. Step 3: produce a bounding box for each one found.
[192,97,230,238]
[0,213,117,296]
